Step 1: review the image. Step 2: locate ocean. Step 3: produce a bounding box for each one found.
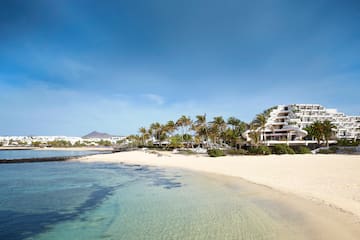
[0,153,350,239]
[0,150,103,160]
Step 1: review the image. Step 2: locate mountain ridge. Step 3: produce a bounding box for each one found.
[82,131,114,139]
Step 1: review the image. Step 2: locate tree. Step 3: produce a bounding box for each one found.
[227,117,248,148]
[193,114,208,147]
[150,122,161,142]
[248,123,261,146]
[227,117,241,130]
[32,141,42,147]
[164,120,176,136]
[73,141,85,147]
[139,127,147,146]
[98,140,112,146]
[209,116,226,146]
[306,121,323,145]
[254,114,267,142]
[159,124,168,142]
[223,128,236,147]
[176,115,192,143]
[322,120,337,147]
[169,135,184,148]
[127,135,141,147]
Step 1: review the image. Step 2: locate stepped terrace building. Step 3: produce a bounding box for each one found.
[243,104,360,145]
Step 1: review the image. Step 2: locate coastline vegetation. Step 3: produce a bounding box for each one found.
[271,144,296,155]
[304,120,337,147]
[135,114,249,151]
[207,149,226,157]
[121,110,359,157]
[336,139,359,146]
[128,112,315,157]
[29,140,112,148]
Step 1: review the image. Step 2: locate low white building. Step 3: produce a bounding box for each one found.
[0,135,126,146]
[0,136,83,146]
[243,104,360,144]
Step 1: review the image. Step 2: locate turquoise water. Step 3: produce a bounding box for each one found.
[0,160,316,240]
[0,150,103,160]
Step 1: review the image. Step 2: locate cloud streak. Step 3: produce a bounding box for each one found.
[143,93,164,105]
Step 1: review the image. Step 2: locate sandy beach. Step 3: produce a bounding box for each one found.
[79,150,360,219]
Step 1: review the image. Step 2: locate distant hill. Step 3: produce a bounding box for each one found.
[82,131,114,139]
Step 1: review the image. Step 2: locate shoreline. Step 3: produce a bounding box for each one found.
[77,150,360,220]
[0,155,85,164]
[0,148,112,163]
[0,146,113,151]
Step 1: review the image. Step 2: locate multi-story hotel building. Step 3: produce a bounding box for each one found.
[243,104,360,144]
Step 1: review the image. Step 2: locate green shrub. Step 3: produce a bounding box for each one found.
[73,141,86,147]
[48,140,72,147]
[31,141,42,147]
[98,140,112,146]
[318,146,337,154]
[318,149,332,154]
[336,139,358,146]
[329,146,338,152]
[248,146,271,155]
[207,149,226,157]
[272,144,295,154]
[169,135,184,148]
[226,149,248,155]
[339,148,357,154]
[178,149,197,155]
[291,146,311,154]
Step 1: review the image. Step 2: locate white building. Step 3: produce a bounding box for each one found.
[0,135,127,147]
[0,136,83,146]
[243,104,360,144]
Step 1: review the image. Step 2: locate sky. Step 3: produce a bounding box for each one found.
[1,0,360,136]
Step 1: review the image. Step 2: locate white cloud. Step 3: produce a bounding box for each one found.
[143,93,165,105]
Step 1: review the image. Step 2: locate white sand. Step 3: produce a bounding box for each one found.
[79,151,360,218]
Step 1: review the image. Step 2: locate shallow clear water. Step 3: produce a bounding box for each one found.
[0,161,320,240]
[0,150,102,160]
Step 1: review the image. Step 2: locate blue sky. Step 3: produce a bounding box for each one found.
[1,0,359,136]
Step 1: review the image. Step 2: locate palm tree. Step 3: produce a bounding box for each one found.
[159,124,168,142]
[164,120,176,137]
[313,121,324,146]
[150,122,161,142]
[127,134,141,147]
[207,125,218,147]
[210,116,226,146]
[322,120,337,147]
[138,127,147,146]
[248,123,261,146]
[176,115,192,143]
[305,121,324,146]
[254,114,267,142]
[194,114,208,147]
[147,128,153,143]
[227,117,241,130]
[227,117,240,148]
